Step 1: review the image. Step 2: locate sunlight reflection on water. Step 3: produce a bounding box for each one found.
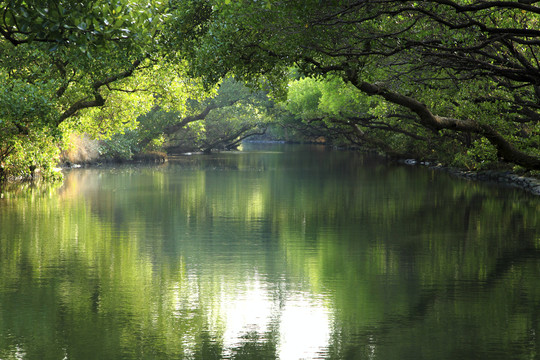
[216,275,332,359]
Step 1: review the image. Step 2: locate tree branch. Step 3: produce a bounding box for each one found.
[56,59,143,125]
[353,80,540,169]
[163,99,241,134]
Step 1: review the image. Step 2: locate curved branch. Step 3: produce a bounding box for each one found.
[354,80,540,169]
[56,59,143,125]
[426,0,540,15]
[163,99,241,134]
[201,123,255,153]
[226,126,268,149]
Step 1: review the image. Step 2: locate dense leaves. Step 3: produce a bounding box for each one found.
[150,78,275,154]
[3,0,540,184]
[173,0,540,171]
[0,0,165,49]
[0,0,199,181]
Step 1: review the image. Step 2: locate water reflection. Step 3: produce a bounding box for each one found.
[0,144,539,359]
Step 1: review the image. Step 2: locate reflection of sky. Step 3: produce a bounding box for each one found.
[215,273,332,359]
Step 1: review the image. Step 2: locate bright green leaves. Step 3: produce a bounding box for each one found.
[0,75,63,181]
[0,0,189,182]
[454,138,498,170]
[0,126,62,181]
[286,76,370,122]
[286,77,323,119]
[0,77,58,128]
[149,78,276,153]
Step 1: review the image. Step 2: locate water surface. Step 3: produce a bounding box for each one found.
[1,144,539,359]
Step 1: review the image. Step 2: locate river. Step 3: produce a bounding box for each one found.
[0,143,539,359]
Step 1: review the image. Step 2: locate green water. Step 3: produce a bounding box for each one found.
[0,143,539,360]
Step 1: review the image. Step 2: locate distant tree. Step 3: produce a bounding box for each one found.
[156,78,275,154]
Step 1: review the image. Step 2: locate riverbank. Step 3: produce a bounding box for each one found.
[3,140,540,197]
[398,158,540,196]
[445,169,540,195]
[71,143,540,196]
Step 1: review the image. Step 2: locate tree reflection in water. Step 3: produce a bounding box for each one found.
[0,144,539,359]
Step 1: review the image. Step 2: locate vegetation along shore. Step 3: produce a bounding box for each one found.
[1,1,540,194]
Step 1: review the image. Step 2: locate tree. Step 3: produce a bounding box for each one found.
[174,0,540,170]
[283,76,432,155]
[0,0,202,182]
[133,78,275,154]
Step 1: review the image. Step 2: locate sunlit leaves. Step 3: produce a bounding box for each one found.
[161,78,275,153]
[0,0,205,181]
[286,77,323,119]
[0,78,58,126]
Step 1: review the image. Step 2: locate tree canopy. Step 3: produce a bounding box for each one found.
[0,0,205,181]
[2,0,540,183]
[174,0,540,170]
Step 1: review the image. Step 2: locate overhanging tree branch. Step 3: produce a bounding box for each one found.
[163,99,241,134]
[56,59,143,125]
[353,80,540,169]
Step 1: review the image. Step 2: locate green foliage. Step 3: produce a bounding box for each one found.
[1,129,62,181]
[283,75,435,154]
[98,132,138,161]
[0,0,166,51]
[173,0,540,170]
[4,0,540,180]
[202,102,271,150]
[0,0,208,182]
[453,138,499,171]
[286,77,323,119]
[286,76,369,119]
[133,78,276,153]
